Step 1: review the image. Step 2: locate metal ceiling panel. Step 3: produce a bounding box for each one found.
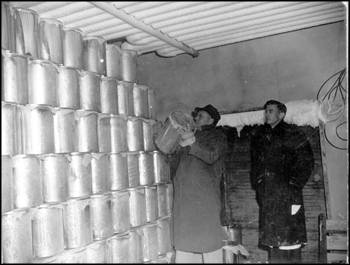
[6,1,347,58]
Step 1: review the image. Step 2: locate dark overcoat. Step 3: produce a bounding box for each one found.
[169,125,228,253]
[250,120,314,248]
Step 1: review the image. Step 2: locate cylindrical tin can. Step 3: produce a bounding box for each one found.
[38,18,63,64]
[68,152,92,198]
[117,80,134,116]
[53,107,76,153]
[63,197,93,249]
[111,190,130,233]
[79,70,101,112]
[156,184,168,218]
[157,217,172,255]
[20,104,55,154]
[83,36,106,76]
[143,119,157,152]
[109,152,129,191]
[100,76,118,115]
[91,152,110,194]
[75,110,99,152]
[153,151,170,184]
[107,233,130,263]
[63,27,84,69]
[40,153,69,203]
[144,185,158,223]
[110,114,127,153]
[121,49,137,83]
[2,52,29,104]
[13,154,43,209]
[55,247,87,263]
[129,187,147,227]
[32,204,65,258]
[86,240,108,263]
[97,113,111,152]
[148,88,157,120]
[1,155,13,214]
[139,151,155,186]
[129,228,143,263]
[90,193,113,240]
[13,7,39,58]
[28,59,59,106]
[127,152,140,188]
[106,43,122,79]
[2,208,35,263]
[1,2,16,52]
[133,84,149,118]
[142,223,159,262]
[127,117,144,151]
[1,101,21,155]
[166,182,174,215]
[57,65,80,109]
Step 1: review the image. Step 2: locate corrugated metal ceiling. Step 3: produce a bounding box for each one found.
[7,1,347,58]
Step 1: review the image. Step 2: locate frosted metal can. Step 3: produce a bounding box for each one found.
[1,101,21,155]
[156,183,168,218]
[2,208,35,263]
[166,182,174,215]
[38,18,63,64]
[1,155,13,214]
[86,240,108,263]
[133,84,149,118]
[40,153,69,203]
[2,51,29,104]
[121,49,138,83]
[127,152,140,188]
[1,2,16,52]
[157,217,172,255]
[127,117,144,151]
[91,152,110,195]
[32,204,65,258]
[142,222,159,262]
[129,227,143,263]
[97,113,111,152]
[110,152,129,191]
[107,233,130,263]
[68,152,92,198]
[144,185,159,222]
[143,119,157,152]
[63,27,84,69]
[129,187,147,227]
[57,65,80,109]
[53,107,76,153]
[28,59,59,106]
[75,110,99,153]
[148,88,157,120]
[111,190,130,233]
[100,76,118,115]
[117,80,134,116]
[139,151,155,186]
[12,154,43,209]
[110,114,127,152]
[106,43,122,79]
[90,193,113,240]
[20,104,55,155]
[63,197,93,249]
[153,151,170,184]
[79,70,101,112]
[83,36,106,76]
[55,247,87,263]
[13,7,39,58]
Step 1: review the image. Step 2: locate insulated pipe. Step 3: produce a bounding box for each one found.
[89,1,199,57]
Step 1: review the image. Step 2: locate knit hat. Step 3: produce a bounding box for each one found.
[191,104,221,125]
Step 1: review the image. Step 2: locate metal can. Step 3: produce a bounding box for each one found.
[166,182,174,215]
[117,80,134,116]
[109,152,129,191]
[156,183,168,218]
[127,117,144,151]
[127,152,140,188]
[148,88,157,120]
[83,36,106,76]
[74,110,99,153]
[143,119,157,152]
[121,49,138,83]
[1,101,21,155]
[1,2,16,52]
[91,152,110,194]
[86,240,108,263]
[110,114,127,153]
[111,190,130,233]
[68,152,92,198]
[157,217,172,255]
[53,107,76,153]
[57,65,80,109]
[97,113,111,152]
[63,27,84,69]
[129,186,147,227]
[107,233,130,263]
[129,228,143,263]
[90,193,113,240]
[106,43,122,79]
[144,185,159,222]
[79,70,101,112]
[153,151,170,184]
[142,222,159,262]
[139,151,155,186]
[55,247,87,263]
[133,84,149,118]
[100,76,119,115]
[1,155,13,214]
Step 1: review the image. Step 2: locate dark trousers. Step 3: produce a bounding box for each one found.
[268,247,302,263]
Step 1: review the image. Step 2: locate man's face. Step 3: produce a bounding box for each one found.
[194,110,213,130]
[265,104,283,128]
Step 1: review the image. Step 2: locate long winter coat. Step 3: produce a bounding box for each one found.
[250,120,314,249]
[169,124,228,253]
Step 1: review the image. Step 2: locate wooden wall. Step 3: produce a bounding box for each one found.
[219,125,326,263]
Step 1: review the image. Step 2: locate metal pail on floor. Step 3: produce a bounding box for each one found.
[63,27,84,69]
[133,84,149,118]
[144,185,159,222]
[111,190,130,233]
[90,193,113,240]
[153,151,170,184]
[142,222,159,262]
[74,110,99,152]
[129,186,147,227]
[121,49,137,83]
[156,183,168,218]
[100,76,119,115]
[107,232,130,263]
[38,18,63,64]
[139,151,155,186]
[91,152,110,194]
[143,119,157,151]
[110,114,127,152]
[148,88,157,120]
[106,43,122,79]
[53,107,76,153]
[40,153,69,203]
[117,80,134,116]
[127,117,144,151]
[57,65,80,109]
[79,69,101,112]
[1,155,13,214]
[68,152,92,198]
[1,102,21,155]
[83,36,106,76]
[97,113,111,152]
[86,239,108,263]
[110,152,129,191]
[126,151,140,188]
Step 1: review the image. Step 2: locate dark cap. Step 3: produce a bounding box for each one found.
[191,104,221,125]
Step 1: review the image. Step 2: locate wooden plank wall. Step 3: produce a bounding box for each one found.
[219,125,326,263]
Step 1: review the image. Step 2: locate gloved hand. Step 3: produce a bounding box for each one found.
[179,136,196,147]
[177,124,195,147]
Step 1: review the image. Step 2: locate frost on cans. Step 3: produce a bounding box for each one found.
[121,49,137,83]
[157,217,172,255]
[109,152,129,191]
[74,110,99,153]
[127,117,144,151]
[79,70,101,112]
[1,102,21,155]
[144,185,159,223]
[1,155,13,214]
[53,107,76,153]
[153,151,170,184]
[156,184,168,218]
[106,44,122,79]
[142,223,159,262]
[139,151,155,186]
[97,113,111,152]
[63,27,84,69]
[129,187,147,227]
[83,36,106,76]
[86,240,108,263]
[111,190,130,234]
[117,81,134,116]
[143,119,157,152]
[100,76,118,115]
[127,152,140,188]
[129,228,143,263]
[133,84,149,118]
[110,114,127,153]
[91,153,110,195]
[107,233,130,263]
[57,65,80,109]
[90,193,113,240]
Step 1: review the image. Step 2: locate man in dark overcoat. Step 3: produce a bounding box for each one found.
[169,104,228,263]
[250,100,314,263]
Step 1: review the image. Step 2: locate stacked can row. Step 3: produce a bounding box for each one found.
[2,199,172,263]
[1,50,156,119]
[1,2,138,81]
